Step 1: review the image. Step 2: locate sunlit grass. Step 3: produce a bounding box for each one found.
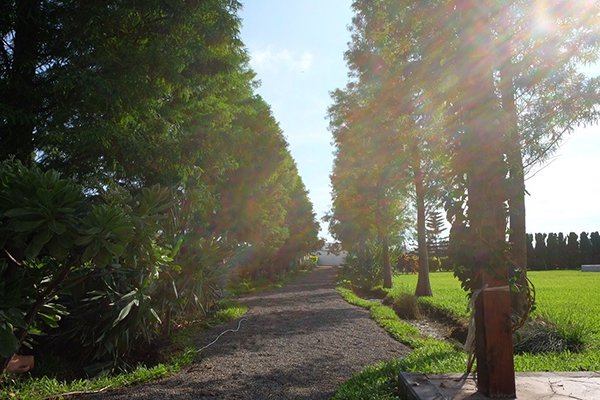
[334,270,600,398]
[391,270,600,345]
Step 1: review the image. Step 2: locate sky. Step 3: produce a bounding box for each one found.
[239,0,600,242]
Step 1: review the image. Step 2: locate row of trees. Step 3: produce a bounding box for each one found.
[0,1,320,374]
[527,231,600,270]
[328,0,599,300]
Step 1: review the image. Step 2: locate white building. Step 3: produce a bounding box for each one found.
[315,245,348,266]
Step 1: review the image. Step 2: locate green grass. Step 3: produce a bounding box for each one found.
[335,287,466,399]
[334,270,600,399]
[1,300,248,400]
[388,271,600,371]
[391,272,600,339]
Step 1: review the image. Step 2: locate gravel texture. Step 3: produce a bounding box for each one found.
[86,265,409,399]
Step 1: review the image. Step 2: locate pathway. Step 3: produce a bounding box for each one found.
[88,265,408,399]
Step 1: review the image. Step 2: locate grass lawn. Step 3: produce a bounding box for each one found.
[389,270,600,370]
[334,270,600,399]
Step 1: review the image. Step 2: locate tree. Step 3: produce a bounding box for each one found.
[546,233,559,269]
[534,233,548,270]
[590,232,600,264]
[557,232,567,268]
[566,232,580,269]
[580,232,593,266]
[426,209,447,258]
[492,0,600,281]
[328,85,410,289]
[526,233,535,268]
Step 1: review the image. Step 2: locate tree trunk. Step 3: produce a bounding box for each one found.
[382,234,392,288]
[457,1,516,396]
[0,0,40,163]
[498,21,529,321]
[414,156,432,297]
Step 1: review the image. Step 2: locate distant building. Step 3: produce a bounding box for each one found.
[314,243,347,266]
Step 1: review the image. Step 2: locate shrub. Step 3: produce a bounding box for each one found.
[429,256,442,272]
[513,316,588,355]
[395,253,419,274]
[389,293,421,320]
[341,251,382,292]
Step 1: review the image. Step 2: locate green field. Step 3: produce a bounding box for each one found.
[389,270,600,371]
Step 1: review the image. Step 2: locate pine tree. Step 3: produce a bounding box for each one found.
[426,209,447,258]
[534,233,548,270]
[566,232,580,269]
[546,233,559,269]
[590,232,600,264]
[526,233,535,269]
[580,232,593,265]
[557,232,567,268]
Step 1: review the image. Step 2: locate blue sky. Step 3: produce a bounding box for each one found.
[239,0,600,241]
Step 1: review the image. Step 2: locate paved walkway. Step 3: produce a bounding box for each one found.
[88,266,408,399]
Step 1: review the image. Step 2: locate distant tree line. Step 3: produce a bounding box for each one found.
[527,232,600,270]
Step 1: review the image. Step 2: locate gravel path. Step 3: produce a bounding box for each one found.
[87,265,409,399]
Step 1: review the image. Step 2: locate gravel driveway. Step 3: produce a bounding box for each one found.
[87,265,409,399]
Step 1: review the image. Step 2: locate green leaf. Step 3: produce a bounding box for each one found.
[0,323,19,357]
[47,235,70,260]
[11,220,44,232]
[82,242,100,263]
[103,241,126,257]
[48,220,67,235]
[93,250,111,267]
[25,239,45,259]
[3,208,39,218]
[112,299,139,327]
[149,308,162,324]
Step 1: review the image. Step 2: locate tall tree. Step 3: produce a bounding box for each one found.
[566,232,580,269]
[546,233,559,269]
[590,232,600,264]
[328,85,410,288]
[426,209,447,258]
[534,233,548,270]
[495,0,600,281]
[580,232,593,265]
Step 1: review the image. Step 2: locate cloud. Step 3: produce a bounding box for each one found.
[249,46,314,73]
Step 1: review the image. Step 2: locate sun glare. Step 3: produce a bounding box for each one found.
[532,0,554,36]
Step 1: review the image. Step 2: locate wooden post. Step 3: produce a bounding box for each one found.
[474,267,516,398]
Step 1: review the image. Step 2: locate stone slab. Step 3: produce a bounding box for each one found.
[581,265,600,272]
[400,372,600,400]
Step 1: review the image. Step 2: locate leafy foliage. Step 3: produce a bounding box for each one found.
[0,0,320,377]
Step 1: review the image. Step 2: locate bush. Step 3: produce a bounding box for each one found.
[429,256,442,272]
[513,316,588,355]
[389,293,421,320]
[395,253,419,274]
[0,160,179,374]
[341,252,382,292]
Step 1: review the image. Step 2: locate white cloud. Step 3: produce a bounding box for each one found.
[249,45,314,73]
